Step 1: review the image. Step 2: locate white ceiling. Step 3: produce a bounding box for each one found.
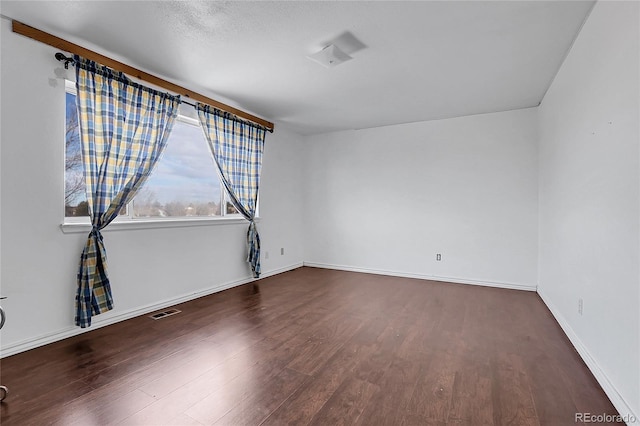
[1,1,594,135]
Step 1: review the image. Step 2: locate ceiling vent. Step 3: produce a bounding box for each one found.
[307,44,353,68]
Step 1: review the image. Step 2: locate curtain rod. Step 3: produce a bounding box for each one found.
[12,20,274,132]
[55,52,202,108]
[57,52,273,132]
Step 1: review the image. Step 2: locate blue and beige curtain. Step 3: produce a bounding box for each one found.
[196,104,266,278]
[74,56,180,327]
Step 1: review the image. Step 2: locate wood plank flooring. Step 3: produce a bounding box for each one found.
[0,267,618,425]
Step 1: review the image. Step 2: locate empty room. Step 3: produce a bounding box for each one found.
[0,1,638,425]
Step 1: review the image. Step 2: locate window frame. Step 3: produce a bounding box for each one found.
[61,80,253,233]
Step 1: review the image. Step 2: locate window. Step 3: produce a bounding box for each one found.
[64,81,239,223]
[64,88,87,217]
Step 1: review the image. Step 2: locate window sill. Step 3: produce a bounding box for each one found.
[60,216,256,234]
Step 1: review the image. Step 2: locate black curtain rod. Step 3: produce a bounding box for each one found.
[54,52,271,132]
[55,53,197,107]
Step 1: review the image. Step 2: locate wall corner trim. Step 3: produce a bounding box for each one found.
[537,287,639,424]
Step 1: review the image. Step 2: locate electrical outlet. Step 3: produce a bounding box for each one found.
[265,251,269,260]
[436,253,442,261]
[578,298,583,315]
[280,247,284,256]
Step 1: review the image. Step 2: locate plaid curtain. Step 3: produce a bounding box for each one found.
[196,104,266,278]
[74,56,180,327]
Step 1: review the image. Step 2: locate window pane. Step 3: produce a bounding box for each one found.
[226,201,239,215]
[65,92,89,217]
[132,119,222,218]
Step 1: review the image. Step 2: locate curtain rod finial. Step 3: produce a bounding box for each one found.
[55,52,74,69]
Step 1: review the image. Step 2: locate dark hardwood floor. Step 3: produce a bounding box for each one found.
[0,267,618,425]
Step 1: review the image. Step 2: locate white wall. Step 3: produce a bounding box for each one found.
[303,108,539,290]
[538,1,639,420]
[0,18,304,355]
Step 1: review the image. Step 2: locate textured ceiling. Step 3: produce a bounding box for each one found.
[1,1,595,134]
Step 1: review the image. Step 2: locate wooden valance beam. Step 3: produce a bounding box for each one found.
[12,20,274,131]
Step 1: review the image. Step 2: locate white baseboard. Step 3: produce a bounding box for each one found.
[302,261,537,292]
[537,287,639,425]
[261,262,303,279]
[0,262,303,358]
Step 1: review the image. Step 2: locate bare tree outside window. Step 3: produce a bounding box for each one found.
[65,93,88,217]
